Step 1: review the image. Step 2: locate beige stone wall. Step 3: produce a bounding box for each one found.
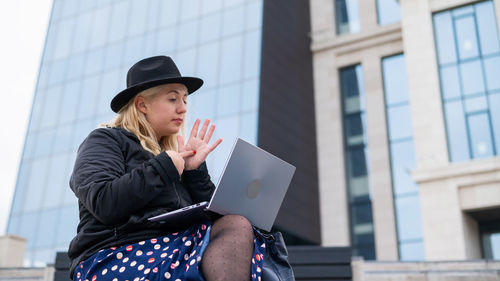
[0,235,26,267]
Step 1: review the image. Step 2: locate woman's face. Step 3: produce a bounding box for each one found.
[137,83,188,139]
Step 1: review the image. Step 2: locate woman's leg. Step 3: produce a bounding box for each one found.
[201,215,254,281]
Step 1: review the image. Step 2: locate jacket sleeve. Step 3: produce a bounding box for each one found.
[181,162,216,203]
[70,128,180,226]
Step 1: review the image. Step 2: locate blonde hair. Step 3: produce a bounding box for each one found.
[102,84,185,155]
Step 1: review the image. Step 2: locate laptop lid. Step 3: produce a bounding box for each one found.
[207,138,296,231]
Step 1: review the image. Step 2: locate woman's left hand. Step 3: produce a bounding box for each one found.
[177,119,222,171]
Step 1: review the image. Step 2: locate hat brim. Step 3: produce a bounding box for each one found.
[111,77,203,113]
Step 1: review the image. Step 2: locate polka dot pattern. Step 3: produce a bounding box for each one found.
[72,222,265,281]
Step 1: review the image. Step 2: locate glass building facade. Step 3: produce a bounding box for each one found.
[340,64,376,259]
[335,0,360,35]
[7,0,263,266]
[434,0,500,162]
[382,54,424,260]
[376,0,400,26]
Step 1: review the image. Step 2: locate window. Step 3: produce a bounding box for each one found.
[335,0,360,35]
[433,0,500,162]
[382,54,424,260]
[376,0,401,26]
[340,64,376,259]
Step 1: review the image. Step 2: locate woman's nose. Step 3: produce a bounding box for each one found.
[178,102,187,113]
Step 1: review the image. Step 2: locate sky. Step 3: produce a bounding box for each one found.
[0,0,53,234]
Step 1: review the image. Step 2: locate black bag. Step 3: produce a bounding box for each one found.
[255,228,295,281]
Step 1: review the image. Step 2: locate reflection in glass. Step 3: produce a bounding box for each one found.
[434,1,500,162]
[340,64,375,260]
[335,0,360,35]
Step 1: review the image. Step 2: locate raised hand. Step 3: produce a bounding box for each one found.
[178,119,222,170]
[165,150,194,176]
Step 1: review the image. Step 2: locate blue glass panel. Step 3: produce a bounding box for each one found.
[455,16,480,60]
[123,36,144,68]
[73,12,93,54]
[77,76,101,120]
[34,129,55,159]
[53,124,74,154]
[387,105,413,140]
[399,240,425,261]
[37,63,50,90]
[241,79,260,112]
[188,88,216,121]
[55,205,79,245]
[345,114,364,145]
[103,43,124,71]
[445,100,470,161]
[433,12,457,65]
[219,35,244,85]
[197,42,219,89]
[246,1,263,30]
[143,32,157,58]
[484,56,500,91]
[223,6,245,37]
[72,120,99,150]
[61,0,79,18]
[239,111,258,145]
[88,6,111,49]
[382,54,408,105]
[29,90,46,132]
[211,115,240,178]
[42,154,71,209]
[491,233,500,259]
[460,59,485,96]
[48,59,67,86]
[128,0,148,37]
[146,0,160,32]
[464,95,487,113]
[6,215,20,235]
[180,0,201,21]
[97,69,121,116]
[488,93,500,154]
[347,146,368,179]
[175,48,197,76]
[22,132,36,160]
[84,48,105,76]
[156,27,177,54]
[440,65,461,100]
[177,20,199,49]
[201,0,223,15]
[395,195,423,241]
[10,162,31,214]
[335,0,360,34]
[468,113,494,158]
[66,53,85,81]
[217,83,241,117]
[35,208,59,248]
[224,0,245,8]
[159,0,180,28]
[32,249,56,268]
[200,13,222,44]
[108,1,129,43]
[40,86,63,129]
[376,0,401,26]
[43,23,58,62]
[452,5,474,17]
[243,30,261,79]
[390,140,418,196]
[53,18,75,60]
[18,212,39,249]
[24,158,50,212]
[476,1,500,56]
[60,80,81,123]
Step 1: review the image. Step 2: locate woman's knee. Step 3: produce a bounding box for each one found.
[211,214,253,237]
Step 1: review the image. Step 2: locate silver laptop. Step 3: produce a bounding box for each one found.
[148,138,296,231]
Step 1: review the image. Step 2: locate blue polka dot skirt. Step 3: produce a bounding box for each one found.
[73,222,266,281]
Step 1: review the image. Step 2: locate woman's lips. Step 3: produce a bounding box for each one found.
[173,118,183,124]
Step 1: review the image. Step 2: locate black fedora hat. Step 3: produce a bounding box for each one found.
[110,56,203,113]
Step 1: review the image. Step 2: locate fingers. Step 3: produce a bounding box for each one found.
[179,150,195,158]
[177,135,185,152]
[208,138,223,153]
[189,119,201,139]
[204,124,216,144]
[198,119,210,140]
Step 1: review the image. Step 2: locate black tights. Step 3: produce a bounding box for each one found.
[201,215,254,281]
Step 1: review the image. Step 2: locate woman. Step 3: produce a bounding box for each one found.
[68,56,265,281]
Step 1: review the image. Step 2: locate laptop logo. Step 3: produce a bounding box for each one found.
[247,179,262,199]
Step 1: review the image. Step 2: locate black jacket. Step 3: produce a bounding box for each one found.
[67,127,215,275]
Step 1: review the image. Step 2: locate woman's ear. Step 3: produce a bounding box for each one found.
[135,96,148,114]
